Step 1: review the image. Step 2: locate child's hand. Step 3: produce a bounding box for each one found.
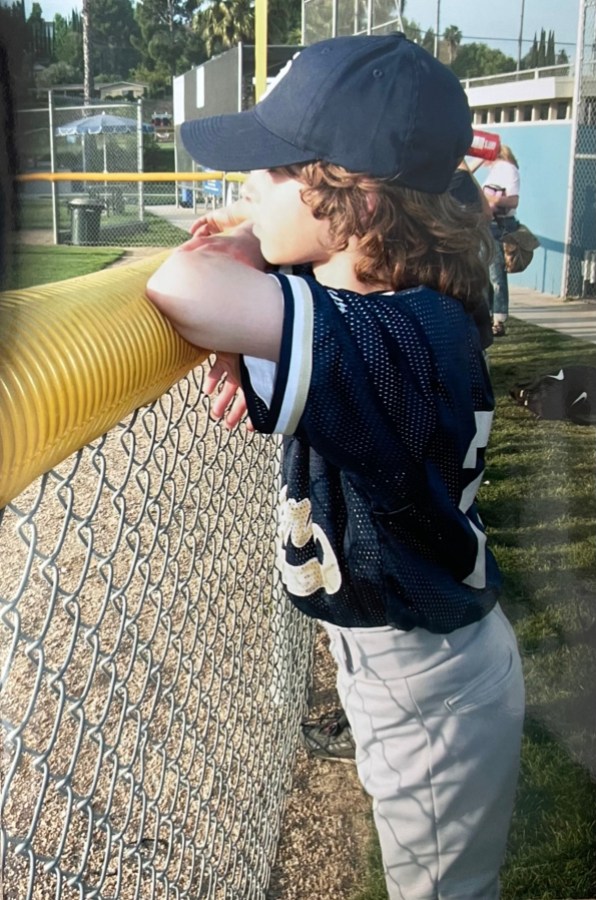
[179,224,266,271]
[204,352,254,431]
[185,198,251,242]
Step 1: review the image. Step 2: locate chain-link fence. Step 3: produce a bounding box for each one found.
[0,361,315,898]
[16,170,242,249]
[302,0,403,43]
[17,99,228,248]
[565,0,596,298]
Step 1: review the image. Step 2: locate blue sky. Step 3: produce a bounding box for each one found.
[408,0,579,61]
[27,0,581,62]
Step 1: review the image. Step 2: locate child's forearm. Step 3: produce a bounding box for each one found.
[145,249,283,361]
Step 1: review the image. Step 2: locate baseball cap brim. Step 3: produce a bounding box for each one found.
[181,109,318,172]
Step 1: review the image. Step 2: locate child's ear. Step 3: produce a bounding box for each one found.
[365,191,378,215]
[358,189,377,231]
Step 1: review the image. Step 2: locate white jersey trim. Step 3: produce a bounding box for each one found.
[274,274,314,434]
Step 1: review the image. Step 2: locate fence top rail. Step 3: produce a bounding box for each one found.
[0,255,207,509]
[17,171,246,183]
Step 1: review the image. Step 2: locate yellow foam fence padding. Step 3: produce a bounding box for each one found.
[0,253,207,509]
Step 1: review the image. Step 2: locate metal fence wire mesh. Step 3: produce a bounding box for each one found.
[19,100,206,248]
[0,362,315,899]
[567,0,596,298]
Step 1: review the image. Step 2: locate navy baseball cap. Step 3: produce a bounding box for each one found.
[180,33,473,193]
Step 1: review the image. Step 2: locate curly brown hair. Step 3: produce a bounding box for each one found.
[279,162,492,311]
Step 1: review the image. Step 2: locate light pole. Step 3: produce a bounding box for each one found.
[517,0,526,70]
[434,0,441,58]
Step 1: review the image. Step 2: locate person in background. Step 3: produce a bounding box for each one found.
[480,145,521,338]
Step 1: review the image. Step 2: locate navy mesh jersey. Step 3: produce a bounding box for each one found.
[240,273,501,633]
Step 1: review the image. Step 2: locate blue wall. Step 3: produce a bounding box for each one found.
[476,123,572,296]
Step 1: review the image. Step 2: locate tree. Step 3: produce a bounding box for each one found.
[451,43,516,79]
[27,1,53,64]
[36,60,78,87]
[90,0,140,79]
[195,0,254,58]
[556,48,569,65]
[538,27,547,65]
[26,1,44,27]
[52,12,83,74]
[397,13,422,44]
[525,33,539,69]
[0,2,34,102]
[546,30,556,66]
[132,0,203,96]
[521,28,559,70]
[443,25,462,65]
[268,0,301,45]
[193,0,300,61]
[421,27,434,54]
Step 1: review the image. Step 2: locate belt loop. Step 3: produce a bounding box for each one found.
[340,633,354,674]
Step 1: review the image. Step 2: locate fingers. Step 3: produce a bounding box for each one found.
[203,357,230,396]
[210,381,249,430]
[209,377,239,418]
[203,354,250,430]
[179,232,212,251]
[189,217,222,236]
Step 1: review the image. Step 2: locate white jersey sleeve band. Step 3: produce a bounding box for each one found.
[275,274,314,433]
[242,273,314,435]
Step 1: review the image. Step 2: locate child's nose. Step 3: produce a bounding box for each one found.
[241,175,256,204]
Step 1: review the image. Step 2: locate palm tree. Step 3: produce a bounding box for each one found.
[443,24,462,65]
[82,0,93,104]
[195,0,254,59]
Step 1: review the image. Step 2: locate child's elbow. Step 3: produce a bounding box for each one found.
[145,256,187,322]
[145,274,170,315]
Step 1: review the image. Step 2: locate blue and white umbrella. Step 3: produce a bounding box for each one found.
[55,112,154,136]
[55,112,154,172]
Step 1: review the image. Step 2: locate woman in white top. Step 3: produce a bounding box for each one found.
[481,145,520,337]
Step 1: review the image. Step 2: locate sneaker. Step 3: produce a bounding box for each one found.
[300,708,356,763]
[492,321,506,337]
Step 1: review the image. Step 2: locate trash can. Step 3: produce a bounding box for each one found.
[68,198,104,245]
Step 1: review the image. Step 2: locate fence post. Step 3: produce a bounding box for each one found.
[137,98,144,223]
[561,0,587,296]
[48,89,59,246]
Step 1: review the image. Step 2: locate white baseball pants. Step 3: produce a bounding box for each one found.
[323,604,525,900]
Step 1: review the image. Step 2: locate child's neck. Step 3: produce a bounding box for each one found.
[312,245,392,295]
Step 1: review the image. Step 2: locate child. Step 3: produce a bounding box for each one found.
[146,34,525,900]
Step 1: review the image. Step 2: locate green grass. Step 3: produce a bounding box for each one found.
[18,196,70,230]
[353,316,596,900]
[18,196,188,246]
[85,213,188,247]
[5,245,125,290]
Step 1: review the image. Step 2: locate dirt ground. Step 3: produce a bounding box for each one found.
[267,628,372,900]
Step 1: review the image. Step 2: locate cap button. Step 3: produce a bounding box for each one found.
[372,68,384,78]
